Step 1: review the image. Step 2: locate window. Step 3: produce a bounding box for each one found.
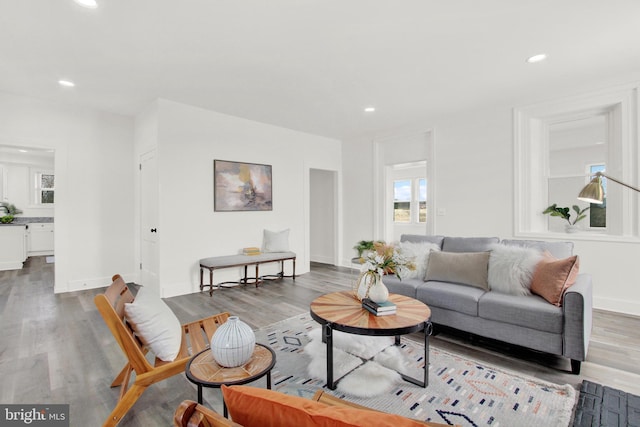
[514,84,639,239]
[418,178,427,223]
[588,164,606,228]
[35,170,54,204]
[393,180,411,222]
[393,177,427,224]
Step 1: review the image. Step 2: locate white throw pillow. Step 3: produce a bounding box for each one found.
[124,286,182,362]
[262,229,290,252]
[488,244,543,296]
[397,241,440,280]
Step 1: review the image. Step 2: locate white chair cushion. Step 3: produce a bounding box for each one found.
[124,286,182,362]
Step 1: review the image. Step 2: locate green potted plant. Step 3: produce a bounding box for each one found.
[542,204,589,233]
[353,240,379,258]
[0,202,23,224]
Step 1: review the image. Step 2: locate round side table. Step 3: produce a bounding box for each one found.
[185,343,276,417]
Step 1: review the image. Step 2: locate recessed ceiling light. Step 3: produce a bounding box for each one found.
[364,107,376,113]
[18,149,28,153]
[58,80,75,88]
[74,0,98,8]
[526,54,547,63]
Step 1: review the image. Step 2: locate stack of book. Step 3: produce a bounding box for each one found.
[242,247,261,256]
[362,298,397,316]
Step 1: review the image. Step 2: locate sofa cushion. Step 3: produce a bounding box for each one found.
[488,244,543,296]
[478,291,564,334]
[425,251,490,290]
[396,241,440,280]
[400,234,444,248]
[530,253,580,306]
[221,385,427,427]
[382,275,421,298]
[416,281,485,316]
[501,239,573,260]
[442,236,500,253]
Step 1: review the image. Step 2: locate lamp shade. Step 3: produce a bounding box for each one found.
[577,176,604,204]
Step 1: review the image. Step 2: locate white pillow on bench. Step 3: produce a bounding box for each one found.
[263,229,290,252]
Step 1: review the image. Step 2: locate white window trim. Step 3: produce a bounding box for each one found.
[514,83,639,242]
[31,168,55,206]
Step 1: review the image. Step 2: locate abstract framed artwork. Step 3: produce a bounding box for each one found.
[214,160,273,211]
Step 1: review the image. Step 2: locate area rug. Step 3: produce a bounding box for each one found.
[254,312,577,427]
[572,380,640,426]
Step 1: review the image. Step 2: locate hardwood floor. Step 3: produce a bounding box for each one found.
[2,257,640,426]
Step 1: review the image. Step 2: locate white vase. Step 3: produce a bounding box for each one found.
[355,272,374,301]
[565,224,580,233]
[367,275,389,304]
[210,316,256,367]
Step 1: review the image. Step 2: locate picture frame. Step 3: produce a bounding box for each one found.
[214,160,273,211]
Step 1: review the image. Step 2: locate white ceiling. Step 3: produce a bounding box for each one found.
[1,0,639,140]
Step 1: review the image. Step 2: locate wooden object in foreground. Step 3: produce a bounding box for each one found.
[94,274,230,427]
[172,391,457,427]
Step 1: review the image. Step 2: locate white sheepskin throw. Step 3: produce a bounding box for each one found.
[336,361,401,397]
[304,328,412,397]
[397,241,440,280]
[488,244,543,296]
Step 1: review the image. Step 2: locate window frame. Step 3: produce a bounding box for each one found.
[32,168,55,206]
[514,84,639,241]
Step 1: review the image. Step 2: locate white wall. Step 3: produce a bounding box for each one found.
[0,92,136,292]
[342,101,640,316]
[145,99,341,297]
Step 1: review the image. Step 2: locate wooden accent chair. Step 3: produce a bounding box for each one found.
[95,274,230,427]
[173,391,457,427]
[174,400,243,427]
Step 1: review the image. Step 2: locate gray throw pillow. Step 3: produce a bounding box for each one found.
[425,251,490,290]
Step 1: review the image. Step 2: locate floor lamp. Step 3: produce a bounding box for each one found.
[577,171,640,204]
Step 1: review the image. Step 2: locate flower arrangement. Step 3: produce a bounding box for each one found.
[358,241,415,279]
[353,241,416,301]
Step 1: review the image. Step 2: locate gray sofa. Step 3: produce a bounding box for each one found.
[383,234,592,374]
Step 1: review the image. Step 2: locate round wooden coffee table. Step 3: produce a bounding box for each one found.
[185,343,276,416]
[310,290,432,390]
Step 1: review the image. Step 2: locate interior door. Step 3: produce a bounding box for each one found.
[140,149,159,294]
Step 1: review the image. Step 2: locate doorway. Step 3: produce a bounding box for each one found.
[310,169,337,265]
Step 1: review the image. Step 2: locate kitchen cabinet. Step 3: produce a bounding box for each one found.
[27,223,54,256]
[0,225,27,270]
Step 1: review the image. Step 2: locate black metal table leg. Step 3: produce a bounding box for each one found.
[398,321,432,388]
[323,323,335,390]
[197,385,203,404]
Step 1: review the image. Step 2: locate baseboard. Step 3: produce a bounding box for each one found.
[310,254,334,265]
[594,296,640,317]
[67,273,137,293]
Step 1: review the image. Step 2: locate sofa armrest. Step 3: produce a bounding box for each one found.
[562,273,593,362]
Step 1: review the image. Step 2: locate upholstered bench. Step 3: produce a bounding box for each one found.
[199,252,296,296]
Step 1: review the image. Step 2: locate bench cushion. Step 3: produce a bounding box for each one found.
[200,252,296,268]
